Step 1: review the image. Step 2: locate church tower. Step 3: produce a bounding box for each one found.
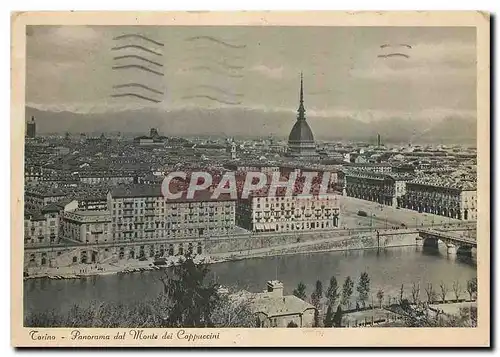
[26,116,36,138]
[287,73,318,158]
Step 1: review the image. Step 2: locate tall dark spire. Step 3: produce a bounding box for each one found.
[297,72,306,121]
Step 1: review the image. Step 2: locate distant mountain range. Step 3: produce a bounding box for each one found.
[25,106,477,144]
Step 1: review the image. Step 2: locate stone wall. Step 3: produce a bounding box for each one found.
[208,232,419,260]
[205,229,362,254]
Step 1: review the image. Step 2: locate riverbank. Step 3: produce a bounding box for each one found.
[24,231,419,280]
[23,254,229,280]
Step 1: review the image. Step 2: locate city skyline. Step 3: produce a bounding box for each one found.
[26,26,476,141]
[14,13,486,344]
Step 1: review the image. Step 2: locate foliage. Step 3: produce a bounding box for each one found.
[25,298,170,328]
[376,289,384,308]
[439,282,449,303]
[287,321,299,328]
[324,305,334,327]
[425,283,436,303]
[398,299,477,327]
[325,276,339,308]
[311,280,323,327]
[452,280,462,302]
[292,282,307,301]
[333,305,343,327]
[341,276,354,309]
[210,293,257,327]
[356,272,370,308]
[159,257,219,327]
[466,278,477,300]
[411,282,420,305]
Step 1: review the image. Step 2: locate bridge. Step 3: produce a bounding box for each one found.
[417,226,477,259]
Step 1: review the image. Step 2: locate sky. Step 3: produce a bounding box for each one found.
[26,25,476,123]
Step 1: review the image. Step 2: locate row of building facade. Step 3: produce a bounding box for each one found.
[24,184,341,267]
[342,170,477,221]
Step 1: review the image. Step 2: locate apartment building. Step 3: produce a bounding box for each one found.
[236,192,340,233]
[105,185,236,257]
[61,210,112,244]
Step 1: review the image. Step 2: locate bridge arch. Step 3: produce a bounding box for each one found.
[417,229,477,260]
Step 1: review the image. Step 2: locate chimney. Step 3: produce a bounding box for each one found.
[266,280,284,297]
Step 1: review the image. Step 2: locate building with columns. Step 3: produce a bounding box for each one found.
[399,179,477,220]
[343,170,410,207]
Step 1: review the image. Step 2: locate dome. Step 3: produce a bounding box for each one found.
[288,120,315,143]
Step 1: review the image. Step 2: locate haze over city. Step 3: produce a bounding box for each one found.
[26,26,476,142]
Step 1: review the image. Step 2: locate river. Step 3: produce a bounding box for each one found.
[24,245,476,317]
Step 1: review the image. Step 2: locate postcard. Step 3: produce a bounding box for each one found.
[11,11,490,347]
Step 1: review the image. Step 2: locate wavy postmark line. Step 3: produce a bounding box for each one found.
[112,64,164,76]
[189,85,244,97]
[380,43,412,49]
[185,36,246,49]
[111,45,162,57]
[181,95,242,105]
[111,93,162,103]
[113,34,165,47]
[113,55,163,67]
[185,66,244,78]
[377,53,410,59]
[113,83,164,95]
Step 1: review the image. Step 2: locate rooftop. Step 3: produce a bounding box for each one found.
[109,184,235,202]
[70,210,111,216]
[249,293,315,317]
[409,177,477,191]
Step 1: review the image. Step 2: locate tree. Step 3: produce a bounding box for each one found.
[210,293,256,327]
[293,282,307,301]
[324,305,334,327]
[376,289,384,308]
[466,278,477,301]
[399,284,405,304]
[333,305,343,327]
[287,321,299,328]
[356,272,370,309]
[325,276,339,308]
[452,281,461,302]
[439,282,449,303]
[399,300,477,327]
[159,257,219,327]
[411,282,420,305]
[311,280,323,327]
[341,276,354,309]
[425,283,436,304]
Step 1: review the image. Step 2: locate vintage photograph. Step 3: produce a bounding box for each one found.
[11,11,490,347]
